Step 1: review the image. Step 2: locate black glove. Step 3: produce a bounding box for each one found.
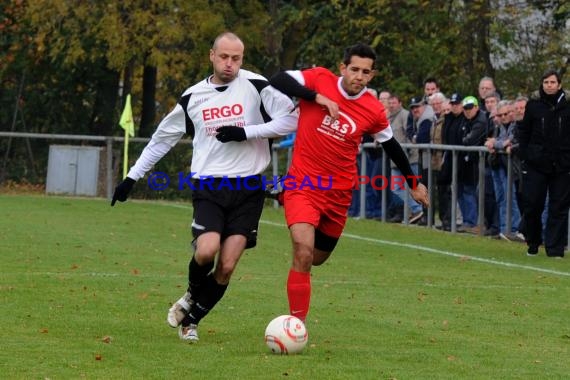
[111,177,136,206]
[216,126,247,143]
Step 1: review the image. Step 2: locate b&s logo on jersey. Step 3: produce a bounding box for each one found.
[317,111,357,141]
[203,104,246,135]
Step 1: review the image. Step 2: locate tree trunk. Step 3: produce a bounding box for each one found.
[140,64,157,137]
[90,68,120,136]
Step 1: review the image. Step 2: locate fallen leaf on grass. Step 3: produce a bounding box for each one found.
[40,328,48,334]
[102,336,112,343]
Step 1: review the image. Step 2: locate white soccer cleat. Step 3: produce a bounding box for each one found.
[178,324,199,341]
[167,292,192,328]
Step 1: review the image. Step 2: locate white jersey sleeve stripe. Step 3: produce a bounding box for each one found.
[285,70,305,85]
[373,124,394,143]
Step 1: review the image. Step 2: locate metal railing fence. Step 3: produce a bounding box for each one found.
[271,141,545,238]
[0,131,191,199]
[3,131,567,244]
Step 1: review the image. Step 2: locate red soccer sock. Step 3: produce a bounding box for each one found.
[287,269,311,322]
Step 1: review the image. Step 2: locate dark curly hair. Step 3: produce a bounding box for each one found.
[343,43,376,68]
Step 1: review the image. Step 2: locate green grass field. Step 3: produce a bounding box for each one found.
[1,194,569,379]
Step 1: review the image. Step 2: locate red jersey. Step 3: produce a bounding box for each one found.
[288,67,390,190]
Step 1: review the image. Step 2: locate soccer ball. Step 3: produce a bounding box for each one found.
[264,315,308,354]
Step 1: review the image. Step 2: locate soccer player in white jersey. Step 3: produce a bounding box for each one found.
[111,32,298,341]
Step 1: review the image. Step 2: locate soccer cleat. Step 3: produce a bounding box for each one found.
[178,324,199,341]
[167,292,193,328]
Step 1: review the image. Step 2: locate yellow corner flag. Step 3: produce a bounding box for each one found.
[119,94,135,178]
[120,94,135,137]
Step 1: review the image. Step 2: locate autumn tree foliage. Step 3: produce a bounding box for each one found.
[1,0,568,138]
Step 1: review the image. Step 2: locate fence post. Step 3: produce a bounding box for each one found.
[381,152,388,222]
[427,148,433,228]
[477,151,486,235]
[506,153,513,235]
[451,150,458,233]
[359,150,366,219]
[106,137,114,200]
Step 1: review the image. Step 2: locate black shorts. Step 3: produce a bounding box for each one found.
[191,176,265,249]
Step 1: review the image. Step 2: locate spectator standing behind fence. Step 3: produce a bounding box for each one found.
[387,94,422,223]
[404,78,440,152]
[512,95,531,233]
[439,92,466,231]
[513,96,528,122]
[456,96,488,234]
[424,77,440,101]
[484,100,523,241]
[378,89,404,219]
[408,95,437,225]
[428,92,448,228]
[484,92,501,123]
[478,77,497,113]
[518,69,570,258]
[481,91,501,237]
[379,90,391,107]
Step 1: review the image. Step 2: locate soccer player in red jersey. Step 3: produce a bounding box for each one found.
[217,43,429,323]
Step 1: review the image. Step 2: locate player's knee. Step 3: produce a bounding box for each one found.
[195,232,221,260]
[292,246,313,271]
[213,262,236,284]
[194,247,218,264]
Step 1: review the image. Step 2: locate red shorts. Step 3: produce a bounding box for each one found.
[283,188,352,238]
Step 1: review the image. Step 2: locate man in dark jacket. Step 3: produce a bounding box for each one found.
[518,69,570,258]
[455,96,488,234]
[439,92,465,230]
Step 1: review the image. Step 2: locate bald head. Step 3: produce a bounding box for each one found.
[212,32,244,50]
[210,32,244,84]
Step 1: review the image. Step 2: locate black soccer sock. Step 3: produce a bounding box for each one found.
[187,254,214,298]
[182,273,228,326]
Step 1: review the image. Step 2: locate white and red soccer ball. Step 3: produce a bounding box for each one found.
[264,315,308,354]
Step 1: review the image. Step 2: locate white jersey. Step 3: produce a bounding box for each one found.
[127,69,297,180]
